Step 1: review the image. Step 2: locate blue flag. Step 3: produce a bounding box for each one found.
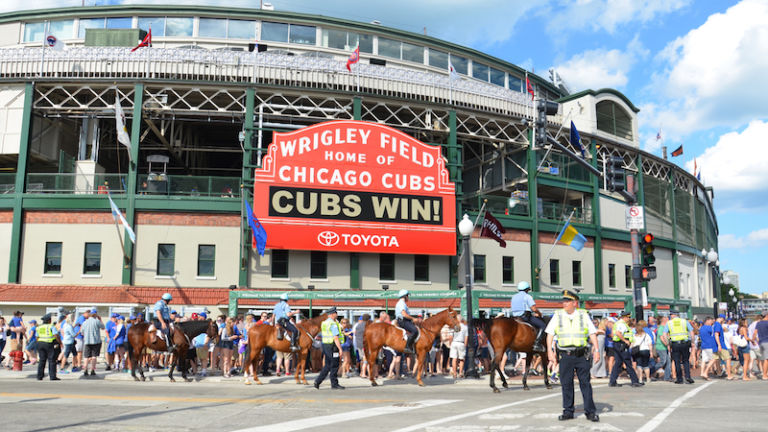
[570,121,586,158]
[245,199,267,256]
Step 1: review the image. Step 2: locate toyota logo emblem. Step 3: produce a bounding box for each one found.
[317,231,340,247]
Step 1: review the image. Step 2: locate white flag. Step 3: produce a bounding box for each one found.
[448,60,460,81]
[45,34,67,51]
[114,89,133,161]
[108,193,137,244]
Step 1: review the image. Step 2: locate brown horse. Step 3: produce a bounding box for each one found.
[244,313,327,385]
[483,316,551,393]
[127,319,218,382]
[364,307,460,387]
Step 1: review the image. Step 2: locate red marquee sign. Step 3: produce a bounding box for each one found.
[253,120,456,255]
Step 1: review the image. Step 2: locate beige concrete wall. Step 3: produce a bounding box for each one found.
[600,196,627,231]
[469,238,532,290]
[602,248,633,294]
[19,223,125,285]
[0,85,26,155]
[538,242,596,294]
[0,222,11,283]
[647,248,675,299]
[133,225,240,287]
[0,23,20,47]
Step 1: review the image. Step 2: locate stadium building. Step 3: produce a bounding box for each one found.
[0,5,720,319]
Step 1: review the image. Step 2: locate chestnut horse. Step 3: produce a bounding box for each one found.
[483,316,551,393]
[127,319,218,382]
[364,307,460,387]
[244,313,327,385]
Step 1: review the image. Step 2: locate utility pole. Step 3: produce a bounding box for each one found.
[625,174,644,320]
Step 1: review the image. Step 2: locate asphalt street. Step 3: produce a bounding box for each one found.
[0,368,765,432]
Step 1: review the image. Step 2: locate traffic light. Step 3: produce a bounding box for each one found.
[606,155,625,192]
[640,232,657,281]
[535,100,559,146]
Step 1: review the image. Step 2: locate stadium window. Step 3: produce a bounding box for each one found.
[378,37,400,59]
[44,242,62,274]
[77,18,105,39]
[450,54,468,75]
[271,250,289,278]
[502,256,514,284]
[625,265,632,289]
[310,251,327,279]
[401,41,424,63]
[357,33,373,53]
[165,17,193,37]
[379,253,396,281]
[198,18,227,38]
[596,100,633,141]
[137,17,165,37]
[49,19,75,39]
[24,22,46,42]
[472,62,489,81]
[608,263,616,288]
[323,28,347,49]
[508,75,523,92]
[289,24,316,45]
[490,67,505,87]
[474,254,487,283]
[228,19,255,39]
[572,261,582,287]
[414,255,429,282]
[106,17,132,29]
[261,21,288,42]
[429,48,448,70]
[157,244,175,276]
[197,245,216,277]
[83,242,101,275]
[550,259,560,286]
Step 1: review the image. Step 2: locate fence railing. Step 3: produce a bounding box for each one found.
[21,173,239,197]
[0,173,15,194]
[26,173,127,194]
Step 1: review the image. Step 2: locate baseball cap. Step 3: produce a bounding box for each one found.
[29,319,37,324]
[90,308,98,314]
[128,314,137,320]
[171,310,178,315]
[13,310,24,315]
[111,313,119,318]
[199,312,208,318]
[191,313,199,320]
[718,314,725,319]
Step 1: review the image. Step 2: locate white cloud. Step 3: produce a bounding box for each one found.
[545,0,691,34]
[645,0,768,137]
[553,36,648,92]
[719,228,768,249]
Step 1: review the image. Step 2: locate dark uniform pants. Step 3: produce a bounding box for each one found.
[36,341,57,380]
[523,313,546,330]
[315,343,340,387]
[670,341,692,381]
[609,342,640,384]
[278,318,299,340]
[559,349,596,416]
[397,318,418,338]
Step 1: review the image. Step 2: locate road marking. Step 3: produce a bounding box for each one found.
[426,427,520,431]
[478,414,526,420]
[0,392,397,405]
[636,381,715,432]
[229,399,459,432]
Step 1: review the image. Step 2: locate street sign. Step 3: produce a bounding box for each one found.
[626,205,644,230]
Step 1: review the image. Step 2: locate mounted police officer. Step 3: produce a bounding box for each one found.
[36,314,62,381]
[510,281,546,352]
[314,307,345,390]
[273,293,300,352]
[668,310,695,384]
[153,293,175,352]
[546,290,600,422]
[608,310,642,387]
[395,289,418,354]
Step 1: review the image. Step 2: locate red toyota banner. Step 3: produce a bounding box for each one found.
[253,120,457,255]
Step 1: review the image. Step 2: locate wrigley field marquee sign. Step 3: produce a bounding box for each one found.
[253,120,457,254]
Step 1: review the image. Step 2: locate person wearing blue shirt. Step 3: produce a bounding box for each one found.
[395,289,418,354]
[152,293,175,352]
[105,313,117,371]
[510,281,546,352]
[58,312,76,373]
[25,319,38,365]
[9,311,25,342]
[273,293,300,352]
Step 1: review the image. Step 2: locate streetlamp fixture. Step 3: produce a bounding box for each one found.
[458,214,479,378]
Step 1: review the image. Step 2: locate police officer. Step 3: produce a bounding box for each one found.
[273,293,300,352]
[395,289,418,354]
[153,293,175,352]
[546,290,600,422]
[36,314,62,381]
[510,281,546,352]
[668,310,695,384]
[314,307,345,390]
[608,310,642,387]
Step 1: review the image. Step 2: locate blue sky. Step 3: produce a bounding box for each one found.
[5,1,768,294]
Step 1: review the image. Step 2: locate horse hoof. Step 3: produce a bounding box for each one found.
[523,386,530,391]
[170,378,175,383]
[493,388,501,393]
[185,378,192,382]
[244,381,252,386]
[418,381,424,387]
[502,383,509,389]
[546,384,553,390]
[133,377,140,382]
[371,381,378,387]
[140,377,146,382]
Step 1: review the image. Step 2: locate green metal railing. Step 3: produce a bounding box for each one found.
[25,173,127,194]
[0,173,15,194]
[20,173,240,197]
[540,201,592,224]
[137,175,240,197]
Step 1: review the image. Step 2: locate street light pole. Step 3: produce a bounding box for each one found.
[458,214,479,378]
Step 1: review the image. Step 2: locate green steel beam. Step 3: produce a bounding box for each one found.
[527,128,540,291]
[536,176,593,193]
[448,110,459,291]
[350,253,360,289]
[591,139,603,294]
[121,83,143,285]
[7,82,34,283]
[353,97,362,120]
[239,87,255,288]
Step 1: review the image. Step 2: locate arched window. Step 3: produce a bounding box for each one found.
[596,100,633,141]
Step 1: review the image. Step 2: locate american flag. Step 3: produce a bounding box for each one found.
[656,129,662,141]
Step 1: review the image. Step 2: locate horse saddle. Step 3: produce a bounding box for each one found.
[393,323,420,342]
[513,317,534,329]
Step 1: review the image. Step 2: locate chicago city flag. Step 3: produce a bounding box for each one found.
[480,211,506,247]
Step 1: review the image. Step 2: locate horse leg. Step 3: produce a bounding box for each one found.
[298,350,308,384]
[129,346,139,381]
[251,347,263,385]
[367,346,379,387]
[522,353,532,390]
[489,348,500,393]
[415,350,426,386]
[168,353,176,382]
[543,350,552,389]
[180,348,191,382]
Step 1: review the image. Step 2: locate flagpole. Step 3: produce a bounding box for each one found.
[356,59,360,93]
[540,209,575,272]
[39,21,49,77]
[240,185,247,270]
[107,190,130,265]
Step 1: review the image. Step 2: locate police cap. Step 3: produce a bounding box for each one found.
[562,290,580,301]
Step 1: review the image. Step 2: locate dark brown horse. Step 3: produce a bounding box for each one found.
[127,319,218,382]
[483,316,551,393]
[364,307,460,387]
[244,313,327,385]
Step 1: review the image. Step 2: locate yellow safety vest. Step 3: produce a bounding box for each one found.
[669,318,690,342]
[321,318,343,344]
[37,324,56,343]
[553,309,589,347]
[612,320,635,344]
